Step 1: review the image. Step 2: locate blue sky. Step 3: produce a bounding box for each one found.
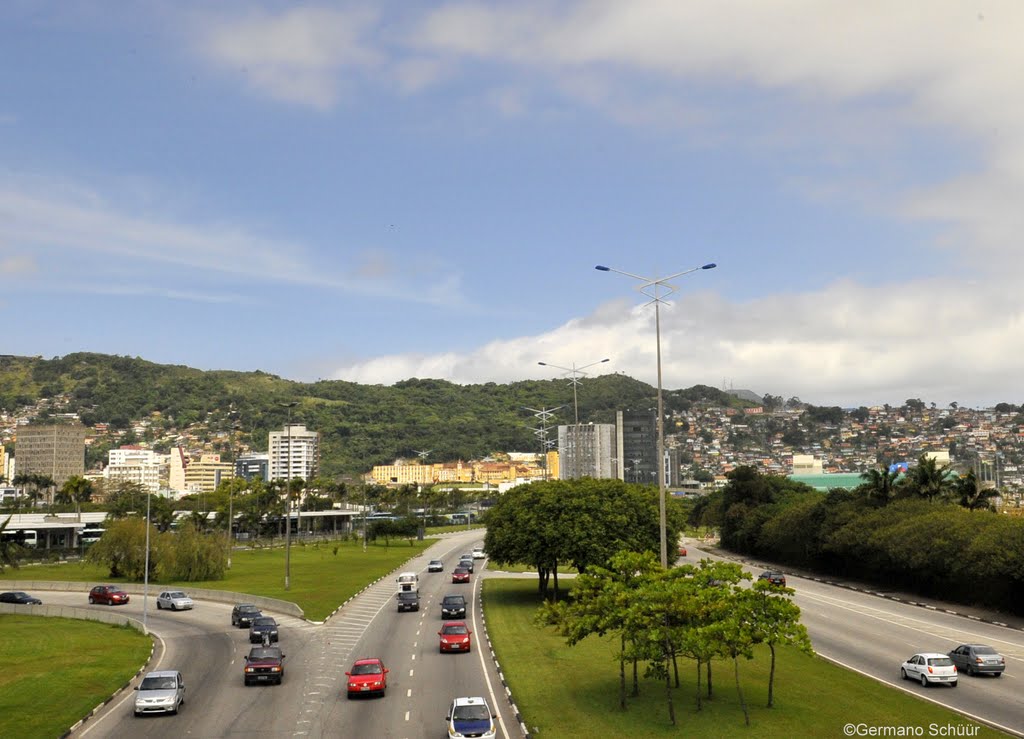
[3,1,1022,408]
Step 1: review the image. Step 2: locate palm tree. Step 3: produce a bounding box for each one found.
[953,470,999,512]
[858,466,902,507]
[903,455,954,502]
[0,515,24,572]
[58,475,94,521]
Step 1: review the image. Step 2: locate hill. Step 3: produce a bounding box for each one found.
[0,353,749,477]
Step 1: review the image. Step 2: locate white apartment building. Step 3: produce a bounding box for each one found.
[268,425,321,482]
[558,423,616,480]
[104,445,165,495]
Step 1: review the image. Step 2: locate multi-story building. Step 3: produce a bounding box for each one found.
[268,425,320,482]
[558,423,616,480]
[182,454,234,493]
[13,422,87,492]
[616,410,657,483]
[235,453,270,483]
[104,445,164,494]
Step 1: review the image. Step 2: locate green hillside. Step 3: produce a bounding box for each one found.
[0,353,746,476]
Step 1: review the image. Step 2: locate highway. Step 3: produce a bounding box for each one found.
[681,539,1024,736]
[51,529,514,739]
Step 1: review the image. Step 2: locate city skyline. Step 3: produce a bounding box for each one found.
[3,3,1023,408]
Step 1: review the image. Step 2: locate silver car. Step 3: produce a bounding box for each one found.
[134,670,185,716]
[156,591,194,611]
[948,644,1005,676]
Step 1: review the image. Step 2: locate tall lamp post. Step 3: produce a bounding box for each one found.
[538,358,609,479]
[596,262,716,567]
[280,402,298,590]
[525,406,563,480]
[142,487,152,631]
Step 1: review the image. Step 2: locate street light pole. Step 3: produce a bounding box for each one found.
[538,358,610,479]
[142,487,151,631]
[596,262,716,567]
[280,402,298,590]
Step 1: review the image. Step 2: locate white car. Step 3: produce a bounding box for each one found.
[445,696,496,739]
[901,653,958,687]
[472,547,486,560]
[134,670,185,716]
[156,591,194,611]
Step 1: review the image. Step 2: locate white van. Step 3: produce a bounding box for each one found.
[396,572,419,593]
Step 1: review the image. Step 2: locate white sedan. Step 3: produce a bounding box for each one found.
[901,653,958,687]
[156,591,194,611]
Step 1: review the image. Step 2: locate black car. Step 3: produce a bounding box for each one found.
[249,616,279,644]
[441,594,467,619]
[0,591,42,605]
[758,571,787,587]
[459,558,474,574]
[397,591,420,612]
[232,604,262,628]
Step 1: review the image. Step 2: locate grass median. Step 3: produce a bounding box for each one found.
[482,578,1005,738]
[0,615,152,738]
[1,537,435,621]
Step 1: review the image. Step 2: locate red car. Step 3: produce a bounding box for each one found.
[89,585,130,605]
[438,621,472,653]
[678,546,687,557]
[345,658,388,698]
[452,567,470,584]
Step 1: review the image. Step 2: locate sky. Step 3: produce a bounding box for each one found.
[2,1,1023,409]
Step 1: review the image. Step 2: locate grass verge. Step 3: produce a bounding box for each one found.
[482,578,1005,739]
[0,537,434,621]
[0,615,152,738]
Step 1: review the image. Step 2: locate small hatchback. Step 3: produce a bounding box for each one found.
[901,653,958,687]
[0,591,42,605]
[134,670,185,716]
[445,696,496,739]
[345,657,388,698]
[452,567,470,584]
[758,571,787,587]
[156,591,194,611]
[89,585,130,606]
[947,644,1005,677]
[441,594,467,619]
[438,621,472,653]
[427,559,444,572]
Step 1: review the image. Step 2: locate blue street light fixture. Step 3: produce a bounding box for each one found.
[595,262,717,568]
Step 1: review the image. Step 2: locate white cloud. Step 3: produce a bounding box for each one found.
[332,278,1024,407]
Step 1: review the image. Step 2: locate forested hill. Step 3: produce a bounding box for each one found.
[0,353,748,476]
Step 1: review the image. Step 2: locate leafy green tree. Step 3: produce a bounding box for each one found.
[745,580,812,707]
[857,466,902,507]
[56,475,94,518]
[953,470,999,511]
[901,455,954,502]
[86,517,158,580]
[161,520,226,580]
[0,515,24,572]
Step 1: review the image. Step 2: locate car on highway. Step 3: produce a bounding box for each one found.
[438,621,472,653]
[452,566,471,584]
[901,653,958,687]
[427,559,444,572]
[397,591,420,612]
[156,590,194,611]
[947,644,1005,677]
[396,571,419,592]
[249,616,279,644]
[89,585,130,605]
[445,696,496,739]
[345,657,389,698]
[758,571,787,587]
[459,557,475,574]
[441,594,467,619]
[243,646,286,685]
[0,591,42,605]
[678,546,687,557]
[133,670,185,717]
[231,603,262,628]
[472,547,485,560]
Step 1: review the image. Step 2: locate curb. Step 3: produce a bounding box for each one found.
[478,587,531,738]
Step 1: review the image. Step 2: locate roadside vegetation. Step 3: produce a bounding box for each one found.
[0,615,151,738]
[691,464,1024,615]
[485,578,1001,738]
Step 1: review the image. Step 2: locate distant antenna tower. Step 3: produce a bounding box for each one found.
[413,449,432,462]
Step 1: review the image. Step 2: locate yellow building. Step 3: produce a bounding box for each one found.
[182,454,234,493]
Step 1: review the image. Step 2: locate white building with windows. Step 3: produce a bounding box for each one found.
[268,425,321,482]
[557,423,616,480]
[104,445,164,494]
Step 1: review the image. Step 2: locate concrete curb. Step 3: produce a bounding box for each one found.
[478,584,531,738]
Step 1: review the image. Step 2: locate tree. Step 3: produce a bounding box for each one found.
[858,466,902,507]
[953,470,999,512]
[0,515,24,572]
[86,517,156,580]
[902,455,954,502]
[745,580,812,707]
[57,475,94,519]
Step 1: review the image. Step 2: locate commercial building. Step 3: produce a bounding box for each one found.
[182,454,234,493]
[104,445,164,494]
[235,453,270,482]
[268,425,321,482]
[557,423,616,480]
[13,423,87,492]
[616,410,657,483]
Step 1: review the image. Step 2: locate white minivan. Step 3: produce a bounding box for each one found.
[396,572,419,593]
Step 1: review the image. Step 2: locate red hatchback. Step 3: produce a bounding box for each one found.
[438,621,472,653]
[345,658,388,698]
[89,585,130,605]
[452,567,470,584]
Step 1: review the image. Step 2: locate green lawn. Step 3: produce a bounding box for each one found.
[0,615,152,739]
[482,578,1005,738]
[0,537,434,621]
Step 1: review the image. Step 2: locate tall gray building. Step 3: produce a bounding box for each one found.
[616,410,657,484]
[14,423,87,493]
[558,423,616,480]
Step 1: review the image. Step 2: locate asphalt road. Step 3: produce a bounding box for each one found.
[681,539,1024,737]
[55,530,513,739]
